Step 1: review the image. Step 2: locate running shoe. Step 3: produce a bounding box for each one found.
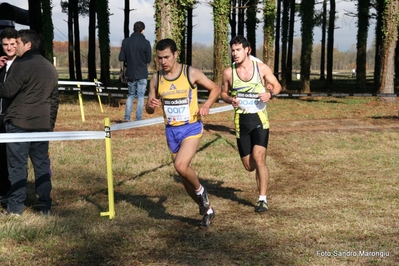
[199,208,215,229]
[197,187,210,215]
[254,201,268,212]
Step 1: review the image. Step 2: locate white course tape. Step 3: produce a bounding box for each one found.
[110,105,234,131]
[58,81,102,86]
[0,131,105,143]
[0,106,234,142]
[110,117,164,131]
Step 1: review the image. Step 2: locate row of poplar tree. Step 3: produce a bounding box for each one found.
[29,1,398,99]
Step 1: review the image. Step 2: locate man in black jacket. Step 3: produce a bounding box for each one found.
[0,29,59,215]
[118,21,152,121]
[0,27,18,203]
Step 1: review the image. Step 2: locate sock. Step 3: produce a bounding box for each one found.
[195,185,204,195]
[206,207,213,215]
[258,195,267,203]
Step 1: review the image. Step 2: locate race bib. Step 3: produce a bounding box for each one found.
[237,92,266,113]
[163,97,190,122]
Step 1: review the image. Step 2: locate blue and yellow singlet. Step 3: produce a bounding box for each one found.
[156,64,199,127]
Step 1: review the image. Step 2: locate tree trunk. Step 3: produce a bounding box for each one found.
[273,0,281,77]
[68,0,75,80]
[326,0,335,87]
[186,6,193,66]
[154,0,188,65]
[281,0,289,89]
[319,0,326,81]
[286,0,296,84]
[377,0,398,102]
[263,0,276,68]
[373,0,383,92]
[212,0,230,85]
[41,0,54,63]
[124,0,130,39]
[246,0,257,56]
[300,0,315,93]
[395,27,399,86]
[230,0,237,39]
[73,0,82,80]
[238,0,245,36]
[28,0,42,35]
[356,0,370,92]
[88,0,96,81]
[96,0,110,85]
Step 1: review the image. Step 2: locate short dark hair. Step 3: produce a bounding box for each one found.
[17,29,41,50]
[1,27,18,40]
[133,21,145,33]
[156,38,177,53]
[229,35,250,49]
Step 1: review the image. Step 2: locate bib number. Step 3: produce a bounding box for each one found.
[163,97,190,122]
[237,92,266,113]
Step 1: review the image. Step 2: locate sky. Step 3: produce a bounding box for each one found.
[5,0,375,52]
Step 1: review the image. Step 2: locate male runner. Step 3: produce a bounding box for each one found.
[221,35,282,212]
[146,38,220,228]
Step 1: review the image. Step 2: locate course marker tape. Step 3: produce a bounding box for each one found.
[0,131,105,143]
[110,105,234,131]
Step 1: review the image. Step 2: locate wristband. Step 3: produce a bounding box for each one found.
[269,91,275,99]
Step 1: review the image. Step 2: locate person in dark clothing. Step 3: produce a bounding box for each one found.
[0,29,59,216]
[0,27,18,203]
[118,21,152,121]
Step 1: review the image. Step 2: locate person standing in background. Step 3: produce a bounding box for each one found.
[118,21,152,121]
[0,27,18,204]
[0,29,59,216]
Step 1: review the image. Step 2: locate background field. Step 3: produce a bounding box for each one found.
[0,95,398,265]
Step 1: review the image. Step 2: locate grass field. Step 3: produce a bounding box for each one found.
[0,95,398,265]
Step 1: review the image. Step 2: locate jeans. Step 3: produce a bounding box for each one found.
[5,123,52,214]
[124,79,147,121]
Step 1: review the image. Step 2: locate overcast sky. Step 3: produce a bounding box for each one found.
[7,0,375,52]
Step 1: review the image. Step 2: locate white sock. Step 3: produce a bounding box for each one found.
[258,195,267,203]
[195,185,204,195]
[206,207,213,214]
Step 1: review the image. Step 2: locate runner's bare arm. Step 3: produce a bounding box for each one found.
[221,67,238,106]
[260,64,282,95]
[190,67,221,116]
[146,74,160,114]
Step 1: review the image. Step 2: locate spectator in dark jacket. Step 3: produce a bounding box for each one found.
[118,21,152,121]
[0,27,18,203]
[0,29,59,216]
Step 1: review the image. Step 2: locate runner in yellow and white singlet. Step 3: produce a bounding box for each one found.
[221,35,282,213]
[146,38,220,229]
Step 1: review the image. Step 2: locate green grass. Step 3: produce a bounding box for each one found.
[0,96,398,265]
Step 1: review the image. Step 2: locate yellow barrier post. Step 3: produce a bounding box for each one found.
[94,79,104,113]
[100,117,115,219]
[77,83,85,122]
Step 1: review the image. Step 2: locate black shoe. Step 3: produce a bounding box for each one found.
[199,208,215,229]
[254,201,268,212]
[197,187,210,215]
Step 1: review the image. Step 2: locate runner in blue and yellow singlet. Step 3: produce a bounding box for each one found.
[146,38,220,229]
[221,35,282,213]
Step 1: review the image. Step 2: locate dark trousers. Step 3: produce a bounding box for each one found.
[0,115,11,198]
[5,123,52,214]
